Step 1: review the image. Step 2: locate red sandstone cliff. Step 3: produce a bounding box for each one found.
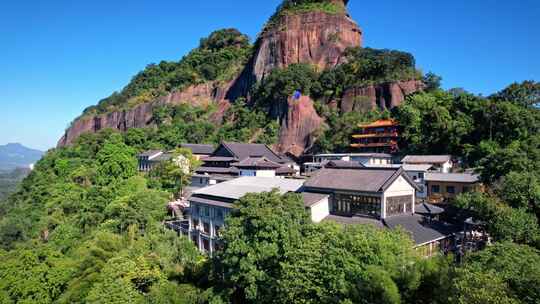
[340,80,426,113]
[57,81,232,147]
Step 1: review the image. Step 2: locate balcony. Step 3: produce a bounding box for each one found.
[352,132,399,139]
[350,142,397,148]
[164,220,190,233]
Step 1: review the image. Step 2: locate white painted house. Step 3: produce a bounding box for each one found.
[187,177,305,253]
[304,153,393,173]
[401,155,453,173]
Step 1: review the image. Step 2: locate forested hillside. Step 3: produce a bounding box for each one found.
[1,0,540,303]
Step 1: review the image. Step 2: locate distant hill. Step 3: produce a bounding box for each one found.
[0,143,44,171]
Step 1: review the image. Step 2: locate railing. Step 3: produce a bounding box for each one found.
[350,142,397,148]
[352,132,399,139]
[164,220,190,233]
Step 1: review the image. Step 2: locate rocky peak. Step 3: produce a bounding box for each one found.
[227,1,361,100]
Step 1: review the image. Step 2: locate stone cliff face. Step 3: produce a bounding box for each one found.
[58,81,232,146]
[227,5,362,100]
[340,80,425,113]
[276,95,324,156]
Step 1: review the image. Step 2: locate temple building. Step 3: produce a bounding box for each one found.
[350,119,400,154]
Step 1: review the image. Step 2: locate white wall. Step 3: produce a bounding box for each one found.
[382,175,416,218]
[240,169,276,177]
[442,161,452,173]
[309,197,330,223]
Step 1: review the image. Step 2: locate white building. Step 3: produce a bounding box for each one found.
[304,153,393,173]
[401,155,453,173]
[187,177,305,254]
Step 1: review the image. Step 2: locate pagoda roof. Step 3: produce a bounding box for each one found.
[358,119,399,128]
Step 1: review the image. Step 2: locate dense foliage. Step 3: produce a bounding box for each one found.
[0,168,30,201]
[121,101,279,151]
[392,84,540,182]
[82,29,251,116]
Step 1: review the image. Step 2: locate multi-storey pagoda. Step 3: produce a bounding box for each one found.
[350,119,400,154]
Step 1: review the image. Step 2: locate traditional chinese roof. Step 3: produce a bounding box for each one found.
[180,144,215,155]
[220,142,285,164]
[231,157,282,169]
[304,167,420,193]
[415,202,445,215]
[302,192,329,207]
[323,160,365,169]
[384,215,459,246]
[358,119,399,128]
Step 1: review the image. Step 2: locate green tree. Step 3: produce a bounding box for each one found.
[95,136,137,185]
[215,191,310,302]
[492,80,540,108]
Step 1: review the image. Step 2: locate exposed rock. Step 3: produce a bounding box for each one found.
[341,80,425,112]
[275,95,323,156]
[58,81,233,146]
[227,8,362,100]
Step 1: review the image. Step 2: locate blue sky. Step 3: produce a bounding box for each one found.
[1,0,539,150]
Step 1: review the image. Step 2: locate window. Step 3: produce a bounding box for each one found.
[431,185,440,193]
[333,194,380,217]
[418,172,424,179]
[216,209,224,220]
[446,186,455,194]
[203,222,210,234]
[386,195,412,217]
[463,186,471,193]
[202,239,210,252]
[214,225,221,237]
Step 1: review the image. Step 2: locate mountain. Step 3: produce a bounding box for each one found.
[58,0,424,156]
[0,143,44,171]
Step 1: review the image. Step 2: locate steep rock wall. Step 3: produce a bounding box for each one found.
[227,6,362,100]
[58,81,232,146]
[340,80,425,112]
[276,95,323,156]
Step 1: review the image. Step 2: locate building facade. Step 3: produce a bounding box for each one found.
[350,119,400,154]
[401,155,453,173]
[187,177,305,254]
[304,153,393,173]
[425,172,480,202]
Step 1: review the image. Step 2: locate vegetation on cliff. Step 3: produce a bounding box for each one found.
[82,29,252,116]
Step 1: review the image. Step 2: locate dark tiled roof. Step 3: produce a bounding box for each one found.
[138,150,163,157]
[180,144,215,155]
[302,192,329,207]
[401,155,451,164]
[202,156,237,162]
[275,166,296,175]
[384,215,459,246]
[415,203,445,215]
[323,160,365,169]
[231,157,282,169]
[196,167,239,175]
[305,168,415,193]
[323,214,385,228]
[221,142,284,163]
